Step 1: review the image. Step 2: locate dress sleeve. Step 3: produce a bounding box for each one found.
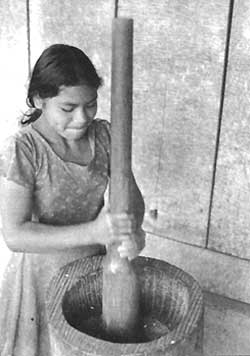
[95,119,111,176]
[0,136,35,189]
[98,119,111,149]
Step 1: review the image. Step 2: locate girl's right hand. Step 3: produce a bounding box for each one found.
[95,208,136,247]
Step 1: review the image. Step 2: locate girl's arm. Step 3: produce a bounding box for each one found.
[0,175,145,257]
[0,178,114,254]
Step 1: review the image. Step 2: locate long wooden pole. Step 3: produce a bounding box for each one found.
[110,18,133,212]
[102,17,140,341]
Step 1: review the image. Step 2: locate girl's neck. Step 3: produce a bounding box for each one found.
[32,116,88,146]
[31,117,93,165]
[32,116,63,144]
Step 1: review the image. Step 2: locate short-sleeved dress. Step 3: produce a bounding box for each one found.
[0,118,110,356]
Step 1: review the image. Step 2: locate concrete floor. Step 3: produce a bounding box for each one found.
[203,291,250,356]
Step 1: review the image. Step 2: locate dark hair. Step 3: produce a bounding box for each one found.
[22,44,103,125]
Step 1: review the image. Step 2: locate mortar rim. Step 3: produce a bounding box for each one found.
[46,255,203,355]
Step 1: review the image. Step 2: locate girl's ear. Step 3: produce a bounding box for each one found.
[33,95,44,110]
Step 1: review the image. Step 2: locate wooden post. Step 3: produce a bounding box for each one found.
[102,17,140,341]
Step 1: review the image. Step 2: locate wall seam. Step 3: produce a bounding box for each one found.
[114,0,119,17]
[147,230,250,263]
[26,0,31,77]
[205,0,235,248]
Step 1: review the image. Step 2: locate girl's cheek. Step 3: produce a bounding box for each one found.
[56,114,72,130]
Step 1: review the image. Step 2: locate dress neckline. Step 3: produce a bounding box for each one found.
[29,122,96,167]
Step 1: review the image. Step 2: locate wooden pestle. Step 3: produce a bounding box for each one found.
[102,18,140,341]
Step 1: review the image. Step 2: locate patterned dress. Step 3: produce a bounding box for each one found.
[0,119,110,356]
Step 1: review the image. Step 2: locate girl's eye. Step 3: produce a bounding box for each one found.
[62,107,74,113]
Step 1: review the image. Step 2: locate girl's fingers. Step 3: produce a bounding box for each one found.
[116,228,146,260]
[111,213,136,229]
[118,247,137,260]
[119,250,137,260]
[104,212,133,233]
[117,234,131,244]
[104,211,145,255]
[117,238,135,250]
[117,237,138,259]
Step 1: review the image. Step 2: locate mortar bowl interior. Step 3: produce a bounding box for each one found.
[62,258,191,343]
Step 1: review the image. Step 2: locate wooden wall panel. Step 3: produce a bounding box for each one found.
[29,0,114,122]
[143,233,250,304]
[209,0,250,259]
[0,0,28,276]
[0,0,28,146]
[119,0,229,246]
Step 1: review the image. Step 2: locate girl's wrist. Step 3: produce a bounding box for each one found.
[79,220,99,245]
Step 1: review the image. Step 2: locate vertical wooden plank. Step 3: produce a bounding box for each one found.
[209,0,250,259]
[119,0,230,246]
[29,0,114,122]
[0,0,28,146]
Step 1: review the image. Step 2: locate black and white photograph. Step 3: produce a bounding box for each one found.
[0,1,248,355]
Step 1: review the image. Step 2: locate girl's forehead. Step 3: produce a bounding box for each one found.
[57,85,97,103]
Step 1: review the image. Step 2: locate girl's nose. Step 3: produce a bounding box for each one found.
[74,107,88,124]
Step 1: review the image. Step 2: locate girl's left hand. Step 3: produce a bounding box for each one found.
[117,227,146,260]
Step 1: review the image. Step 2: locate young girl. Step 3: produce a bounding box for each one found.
[0,44,145,356]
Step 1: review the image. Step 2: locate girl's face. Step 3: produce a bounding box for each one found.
[36,85,98,141]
